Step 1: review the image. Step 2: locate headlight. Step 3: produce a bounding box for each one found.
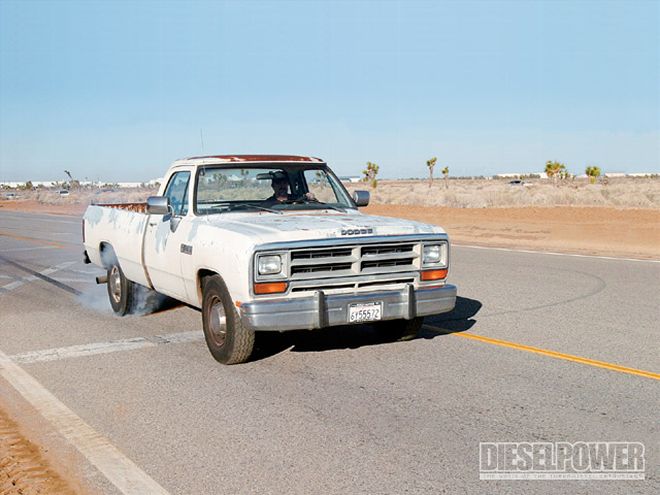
[258,254,282,275]
[423,243,447,266]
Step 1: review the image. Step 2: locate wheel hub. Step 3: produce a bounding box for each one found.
[109,265,122,303]
[208,296,227,347]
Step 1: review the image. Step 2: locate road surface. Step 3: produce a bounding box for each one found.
[1,210,658,494]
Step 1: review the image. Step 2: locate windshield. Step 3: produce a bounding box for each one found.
[194,165,354,214]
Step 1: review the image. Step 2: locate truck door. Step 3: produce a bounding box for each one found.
[143,170,193,300]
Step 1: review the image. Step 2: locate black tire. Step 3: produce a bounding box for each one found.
[379,317,424,341]
[106,257,135,316]
[202,275,255,364]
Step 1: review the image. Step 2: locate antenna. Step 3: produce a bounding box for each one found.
[200,129,205,153]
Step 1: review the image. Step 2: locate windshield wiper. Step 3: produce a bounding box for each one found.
[227,203,283,215]
[282,198,346,212]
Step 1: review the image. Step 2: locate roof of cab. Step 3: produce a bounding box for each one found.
[171,154,325,168]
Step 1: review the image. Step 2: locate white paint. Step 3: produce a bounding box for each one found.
[453,244,660,264]
[0,347,170,494]
[11,331,204,364]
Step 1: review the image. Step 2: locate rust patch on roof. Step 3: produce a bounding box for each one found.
[185,154,324,163]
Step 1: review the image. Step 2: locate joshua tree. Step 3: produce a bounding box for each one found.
[362,161,379,188]
[426,157,437,187]
[441,166,449,189]
[545,160,566,185]
[585,165,601,184]
[64,170,76,189]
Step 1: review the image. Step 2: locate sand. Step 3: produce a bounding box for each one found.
[365,204,660,260]
[0,407,78,495]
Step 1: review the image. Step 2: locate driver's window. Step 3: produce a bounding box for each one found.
[163,171,191,216]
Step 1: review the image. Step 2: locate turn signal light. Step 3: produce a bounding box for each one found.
[421,269,448,281]
[254,282,288,295]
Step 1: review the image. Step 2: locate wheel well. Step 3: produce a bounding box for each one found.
[99,242,115,268]
[197,269,218,305]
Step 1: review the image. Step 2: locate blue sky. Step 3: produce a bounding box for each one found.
[0,0,658,182]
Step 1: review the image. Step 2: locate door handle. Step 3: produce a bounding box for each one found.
[148,222,158,227]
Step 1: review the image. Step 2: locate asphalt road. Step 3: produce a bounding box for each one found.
[1,210,658,494]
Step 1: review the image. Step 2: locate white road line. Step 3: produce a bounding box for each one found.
[453,243,660,263]
[11,331,204,364]
[0,347,170,494]
[0,261,77,292]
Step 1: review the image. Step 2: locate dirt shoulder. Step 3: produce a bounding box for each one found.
[0,407,78,495]
[1,200,658,260]
[367,205,659,260]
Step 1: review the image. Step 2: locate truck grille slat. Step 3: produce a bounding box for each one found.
[291,262,353,275]
[291,248,352,260]
[361,258,416,270]
[361,243,415,256]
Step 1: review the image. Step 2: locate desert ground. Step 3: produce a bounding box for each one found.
[2,177,659,259]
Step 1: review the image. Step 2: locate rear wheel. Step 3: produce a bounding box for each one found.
[379,317,424,341]
[202,275,254,364]
[106,258,135,316]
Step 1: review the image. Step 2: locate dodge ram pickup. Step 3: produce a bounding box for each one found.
[82,155,457,364]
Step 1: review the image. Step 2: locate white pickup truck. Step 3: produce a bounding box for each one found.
[83,155,457,364]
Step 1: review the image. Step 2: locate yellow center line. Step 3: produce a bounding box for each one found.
[0,231,65,249]
[424,326,660,381]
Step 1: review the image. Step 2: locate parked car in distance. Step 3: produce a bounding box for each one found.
[59,189,70,196]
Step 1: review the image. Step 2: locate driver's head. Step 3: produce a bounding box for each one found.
[271,171,289,198]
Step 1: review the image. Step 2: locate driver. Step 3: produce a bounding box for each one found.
[263,171,315,205]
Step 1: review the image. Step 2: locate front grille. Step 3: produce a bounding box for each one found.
[288,241,421,280]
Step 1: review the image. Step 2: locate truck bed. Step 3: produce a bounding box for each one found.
[95,202,147,213]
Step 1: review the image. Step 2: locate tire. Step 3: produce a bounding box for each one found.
[379,317,424,341]
[106,257,135,316]
[202,275,255,364]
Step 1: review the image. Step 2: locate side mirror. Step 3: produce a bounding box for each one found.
[146,196,170,215]
[352,190,370,207]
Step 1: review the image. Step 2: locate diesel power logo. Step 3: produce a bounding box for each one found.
[479,442,645,480]
[340,228,374,236]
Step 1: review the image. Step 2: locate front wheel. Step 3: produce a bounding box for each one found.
[378,317,424,341]
[202,275,255,364]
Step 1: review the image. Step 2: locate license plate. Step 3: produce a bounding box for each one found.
[348,302,383,323]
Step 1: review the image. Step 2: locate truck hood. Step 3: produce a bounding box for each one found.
[197,209,445,246]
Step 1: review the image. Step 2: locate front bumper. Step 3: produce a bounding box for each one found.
[240,283,457,331]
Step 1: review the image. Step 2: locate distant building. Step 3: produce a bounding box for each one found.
[494,173,521,179]
[604,172,626,178]
[339,176,361,183]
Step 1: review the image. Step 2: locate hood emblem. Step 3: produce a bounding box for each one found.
[340,228,374,236]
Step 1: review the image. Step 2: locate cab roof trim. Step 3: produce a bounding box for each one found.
[170,154,325,167]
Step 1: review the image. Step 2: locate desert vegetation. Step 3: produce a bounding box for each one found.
[345,177,660,209]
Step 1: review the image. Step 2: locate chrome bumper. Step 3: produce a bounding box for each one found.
[240,284,457,331]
